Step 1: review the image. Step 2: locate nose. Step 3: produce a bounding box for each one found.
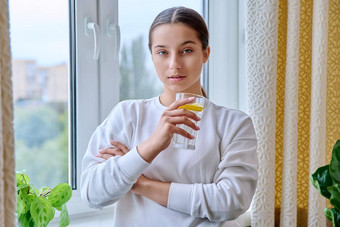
[169,55,181,70]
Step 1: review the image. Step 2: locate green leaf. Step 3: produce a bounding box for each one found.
[48,183,72,208]
[30,197,55,227]
[17,184,30,191]
[325,207,333,221]
[330,140,340,184]
[17,189,30,215]
[18,211,35,227]
[329,184,340,211]
[310,164,332,199]
[38,186,51,197]
[16,172,29,187]
[59,204,70,227]
[33,187,40,197]
[324,207,340,227]
[55,206,62,211]
[27,194,37,204]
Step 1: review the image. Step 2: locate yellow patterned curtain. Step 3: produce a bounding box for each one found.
[247,0,340,226]
[275,0,340,226]
[0,0,16,226]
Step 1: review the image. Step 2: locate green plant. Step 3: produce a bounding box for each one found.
[16,171,72,227]
[310,140,340,227]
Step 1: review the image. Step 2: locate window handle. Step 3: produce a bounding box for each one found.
[85,17,101,60]
[107,19,120,60]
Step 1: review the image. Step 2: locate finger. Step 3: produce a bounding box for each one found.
[172,126,195,140]
[110,140,129,154]
[167,116,200,131]
[99,148,125,156]
[165,108,201,121]
[167,97,195,111]
[96,153,114,160]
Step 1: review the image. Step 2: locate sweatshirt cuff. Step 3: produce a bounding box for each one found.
[117,146,150,182]
[168,182,193,215]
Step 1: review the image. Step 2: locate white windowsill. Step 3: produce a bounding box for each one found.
[49,191,115,226]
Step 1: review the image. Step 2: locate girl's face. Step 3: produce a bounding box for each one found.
[151,23,210,96]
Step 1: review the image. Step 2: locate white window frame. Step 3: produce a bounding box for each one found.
[51,0,120,225]
[206,0,247,113]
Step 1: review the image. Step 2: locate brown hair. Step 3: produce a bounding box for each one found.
[148,7,209,98]
[148,6,209,51]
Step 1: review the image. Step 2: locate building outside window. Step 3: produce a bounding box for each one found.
[10,0,70,189]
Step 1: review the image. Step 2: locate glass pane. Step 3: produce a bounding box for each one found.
[119,0,202,101]
[10,0,70,188]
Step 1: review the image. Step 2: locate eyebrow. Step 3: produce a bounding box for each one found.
[153,40,197,49]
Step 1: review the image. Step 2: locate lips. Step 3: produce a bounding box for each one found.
[169,75,185,82]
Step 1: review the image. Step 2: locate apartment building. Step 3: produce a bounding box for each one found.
[12,59,68,103]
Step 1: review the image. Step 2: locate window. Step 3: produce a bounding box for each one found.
[11,0,248,225]
[207,0,247,112]
[10,0,70,189]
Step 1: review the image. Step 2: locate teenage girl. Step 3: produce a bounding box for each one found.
[81,6,258,227]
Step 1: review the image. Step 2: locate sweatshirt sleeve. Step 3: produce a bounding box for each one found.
[167,116,258,222]
[80,102,150,208]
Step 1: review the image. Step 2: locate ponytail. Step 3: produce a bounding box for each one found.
[201,87,208,98]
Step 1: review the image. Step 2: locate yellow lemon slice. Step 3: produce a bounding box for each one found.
[178,103,204,112]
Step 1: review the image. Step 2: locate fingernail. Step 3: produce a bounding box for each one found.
[94,153,100,157]
[187,97,194,101]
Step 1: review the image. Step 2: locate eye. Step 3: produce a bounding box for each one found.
[157,50,167,56]
[182,48,193,54]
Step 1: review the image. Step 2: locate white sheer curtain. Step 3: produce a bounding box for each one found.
[245,1,278,226]
[246,0,334,226]
[308,0,329,225]
[0,0,16,226]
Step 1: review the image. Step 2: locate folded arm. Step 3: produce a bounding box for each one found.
[98,139,258,221]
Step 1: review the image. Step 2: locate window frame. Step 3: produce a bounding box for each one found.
[51,0,120,222]
[53,0,250,225]
[205,0,247,113]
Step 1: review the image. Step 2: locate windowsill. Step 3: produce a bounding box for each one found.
[49,190,115,225]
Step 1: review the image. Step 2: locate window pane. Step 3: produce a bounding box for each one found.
[10,0,70,188]
[118,0,202,101]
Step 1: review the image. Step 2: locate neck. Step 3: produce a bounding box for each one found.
[159,92,176,107]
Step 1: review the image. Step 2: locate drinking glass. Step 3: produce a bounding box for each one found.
[173,93,205,150]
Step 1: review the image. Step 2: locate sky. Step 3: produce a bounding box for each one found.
[9,0,202,67]
[9,0,69,66]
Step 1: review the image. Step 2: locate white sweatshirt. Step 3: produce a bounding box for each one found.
[81,96,258,227]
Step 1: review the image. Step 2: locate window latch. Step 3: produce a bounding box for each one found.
[84,17,101,60]
[107,18,120,60]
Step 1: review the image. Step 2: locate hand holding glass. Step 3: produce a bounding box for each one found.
[173,93,205,150]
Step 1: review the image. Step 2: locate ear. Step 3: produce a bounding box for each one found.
[203,46,210,63]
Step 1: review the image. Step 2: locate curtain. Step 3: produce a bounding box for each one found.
[0,0,16,226]
[246,0,340,226]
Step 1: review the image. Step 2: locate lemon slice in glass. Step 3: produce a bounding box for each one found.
[178,103,204,112]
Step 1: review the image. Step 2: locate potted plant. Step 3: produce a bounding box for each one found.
[310,140,340,226]
[16,171,72,227]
